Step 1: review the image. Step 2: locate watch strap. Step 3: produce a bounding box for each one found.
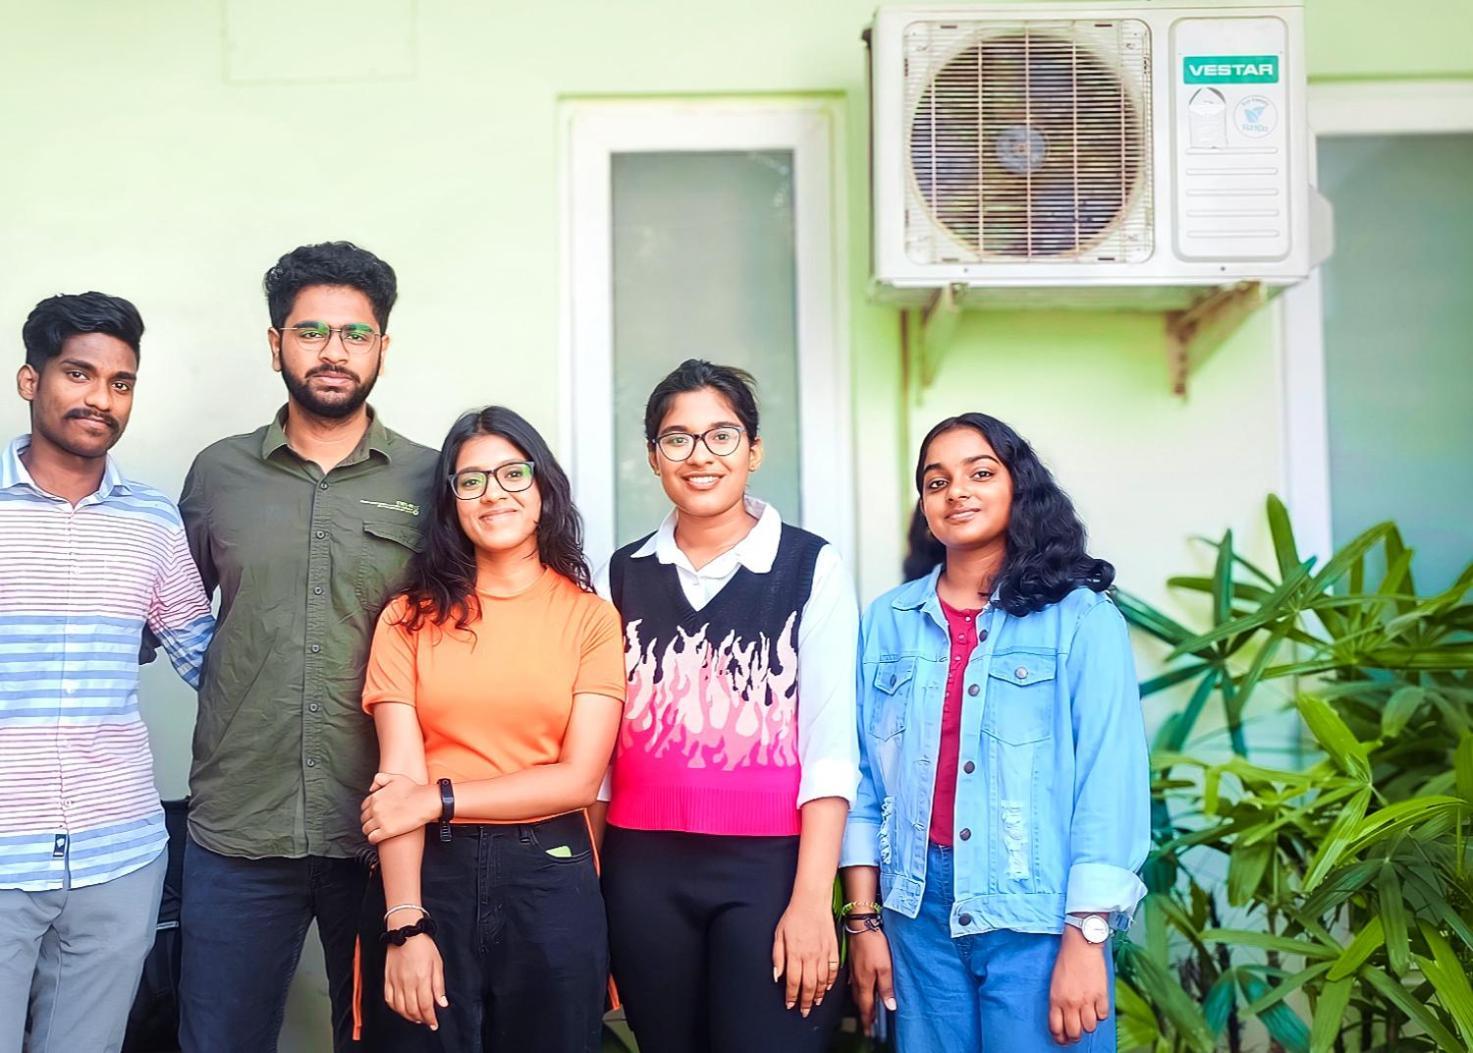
[437,778,454,843]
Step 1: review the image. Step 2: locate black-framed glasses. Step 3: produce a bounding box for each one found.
[275,323,383,355]
[447,462,535,500]
[652,425,745,462]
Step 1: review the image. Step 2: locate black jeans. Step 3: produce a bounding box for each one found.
[177,837,370,1053]
[360,812,607,1053]
[602,826,844,1053]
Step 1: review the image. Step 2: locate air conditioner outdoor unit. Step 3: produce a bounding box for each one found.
[868,0,1331,309]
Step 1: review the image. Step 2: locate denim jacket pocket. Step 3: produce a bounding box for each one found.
[982,651,1056,746]
[868,657,915,741]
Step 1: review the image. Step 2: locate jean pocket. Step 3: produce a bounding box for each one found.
[982,651,1056,746]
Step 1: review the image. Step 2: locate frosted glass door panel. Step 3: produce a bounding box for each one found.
[1319,134,1473,592]
[610,150,801,545]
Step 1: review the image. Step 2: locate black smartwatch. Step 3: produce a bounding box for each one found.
[437,778,455,843]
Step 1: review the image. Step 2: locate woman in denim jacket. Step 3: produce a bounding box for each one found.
[840,413,1150,1052]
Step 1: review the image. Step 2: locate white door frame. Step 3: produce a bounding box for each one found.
[559,97,851,571]
[1279,80,1473,562]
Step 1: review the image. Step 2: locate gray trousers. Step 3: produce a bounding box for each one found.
[0,850,166,1053]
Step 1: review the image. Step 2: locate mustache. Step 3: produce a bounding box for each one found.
[306,365,361,383]
[64,409,119,432]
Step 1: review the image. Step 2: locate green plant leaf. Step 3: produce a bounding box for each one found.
[1456,732,1473,802]
[1238,973,1311,1053]
[1382,686,1427,737]
[1266,494,1300,578]
[1302,786,1372,892]
[1309,977,1353,1053]
[1326,915,1382,981]
[1227,840,1271,907]
[1296,695,1370,780]
[1213,529,1235,627]
[1242,962,1333,1016]
[1202,971,1237,1037]
[1115,589,1195,647]
[1116,941,1216,1053]
[1416,923,1473,1049]
[1346,795,1465,853]
[1379,865,1411,976]
[1139,662,1212,698]
[1201,929,1338,960]
[1362,966,1465,1052]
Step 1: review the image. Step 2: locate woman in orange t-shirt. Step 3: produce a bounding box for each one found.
[355,406,625,1053]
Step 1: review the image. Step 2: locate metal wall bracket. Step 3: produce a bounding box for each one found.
[914,282,965,391]
[1164,280,1266,398]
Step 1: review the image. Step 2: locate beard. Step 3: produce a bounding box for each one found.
[281,359,380,420]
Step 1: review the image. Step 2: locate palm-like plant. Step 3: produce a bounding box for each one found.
[1114,496,1473,1053]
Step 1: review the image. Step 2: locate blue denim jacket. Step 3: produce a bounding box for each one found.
[841,570,1150,937]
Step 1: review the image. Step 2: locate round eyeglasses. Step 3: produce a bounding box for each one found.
[275,323,383,355]
[447,462,535,500]
[653,426,745,462]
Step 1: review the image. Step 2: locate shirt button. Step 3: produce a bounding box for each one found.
[306,758,316,767]
[979,629,989,642]
[319,482,329,491]
[315,530,325,539]
[310,644,321,653]
[313,586,323,595]
[967,684,979,697]
[309,703,320,713]
[958,912,973,926]
[963,761,975,774]
[959,828,972,841]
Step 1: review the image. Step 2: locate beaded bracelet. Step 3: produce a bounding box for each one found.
[840,900,881,917]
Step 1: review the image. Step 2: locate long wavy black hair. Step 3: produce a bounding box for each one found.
[396,406,592,633]
[902,412,1114,616]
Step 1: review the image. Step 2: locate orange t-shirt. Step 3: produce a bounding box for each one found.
[362,569,626,806]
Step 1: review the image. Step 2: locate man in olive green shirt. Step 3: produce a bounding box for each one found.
[177,242,438,1053]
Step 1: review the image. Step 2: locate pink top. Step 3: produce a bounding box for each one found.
[931,599,983,846]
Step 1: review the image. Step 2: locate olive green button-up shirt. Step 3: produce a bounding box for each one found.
[180,407,438,860]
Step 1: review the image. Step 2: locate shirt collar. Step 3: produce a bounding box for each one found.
[632,495,783,575]
[893,565,1002,632]
[261,404,393,466]
[1,434,133,500]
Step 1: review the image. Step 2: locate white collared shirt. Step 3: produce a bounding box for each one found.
[596,496,860,807]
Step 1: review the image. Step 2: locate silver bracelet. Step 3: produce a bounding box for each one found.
[383,903,429,924]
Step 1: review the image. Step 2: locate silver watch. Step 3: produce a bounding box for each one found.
[1065,913,1112,944]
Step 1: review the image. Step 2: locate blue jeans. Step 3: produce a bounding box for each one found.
[887,844,1116,1053]
[177,837,369,1053]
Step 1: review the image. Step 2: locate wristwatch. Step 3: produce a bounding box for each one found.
[437,778,454,843]
[1065,913,1112,945]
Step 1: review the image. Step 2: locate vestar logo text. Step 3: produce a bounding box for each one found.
[1183,55,1280,84]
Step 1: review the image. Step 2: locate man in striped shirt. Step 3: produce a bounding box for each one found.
[0,292,214,1053]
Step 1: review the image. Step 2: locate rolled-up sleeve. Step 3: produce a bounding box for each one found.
[794,546,861,807]
[840,612,881,868]
[1062,599,1150,927]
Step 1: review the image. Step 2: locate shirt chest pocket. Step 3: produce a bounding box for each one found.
[868,657,915,742]
[982,652,1056,746]
[355,520,426,607]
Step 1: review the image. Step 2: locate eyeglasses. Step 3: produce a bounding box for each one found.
[447,462,536,499]
[652,426,745,462]
[275,323,383,355]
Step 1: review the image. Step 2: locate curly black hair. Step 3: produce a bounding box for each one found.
[262,241,397,330]
[395,406,592,633]
[903,412,1114,616]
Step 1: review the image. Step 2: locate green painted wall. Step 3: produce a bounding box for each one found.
[1,2,1468,1047]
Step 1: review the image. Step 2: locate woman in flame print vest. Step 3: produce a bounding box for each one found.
[594,359,861,1053]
